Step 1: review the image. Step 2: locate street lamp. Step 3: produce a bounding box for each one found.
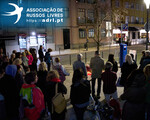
[144,0,150,50]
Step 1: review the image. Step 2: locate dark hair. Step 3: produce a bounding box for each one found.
[55,57,60,63]
[25,72,37,84]
[15,52,22,59]
[130,53,134,60]
[72,69,83,84]
[108,54,114,63]
[105,62,113,70]
[95,51,100,55]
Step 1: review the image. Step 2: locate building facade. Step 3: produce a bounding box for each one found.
[112,0,147,45]
[0,0,112,55]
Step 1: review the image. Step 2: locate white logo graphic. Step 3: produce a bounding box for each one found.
[3,3,23,24]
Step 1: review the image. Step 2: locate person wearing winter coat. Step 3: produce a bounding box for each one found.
[53,57,70,83]
[90,51,104,99]
[120,71,146,120]
[20,72,45,120]
[45,48,52,71]
[44,70,67,120]
[73,53,87,78]
[107,54,118,73]
[37,62,48,93]
[120,54,137,90]
[25,50,33,69]
[70,69,91,120]
[0,65,20,120]
[101,62,118,103]
[143,64,150,120]
[38,45,44,62]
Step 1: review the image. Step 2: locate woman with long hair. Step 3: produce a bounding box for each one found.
[36,62,48,93]
[44,70,67,120]
[107,54,118,73]
[25,50,33,71]
[120,54,137,91]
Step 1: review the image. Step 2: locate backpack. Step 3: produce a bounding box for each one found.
[54,65,66,82]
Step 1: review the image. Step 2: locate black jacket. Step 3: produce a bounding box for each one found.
[0,74,20,119]
[70,80,91,105]
[44,80,67,112]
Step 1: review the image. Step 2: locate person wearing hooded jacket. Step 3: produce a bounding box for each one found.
[20,72,45,120]
[44,70,67,120]
[0,65,20,120]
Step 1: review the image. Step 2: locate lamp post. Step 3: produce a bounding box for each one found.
[144,0,150,50]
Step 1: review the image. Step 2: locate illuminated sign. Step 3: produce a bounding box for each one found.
[0,0,67,27]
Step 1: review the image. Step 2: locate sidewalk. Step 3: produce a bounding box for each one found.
[50,44,119,56]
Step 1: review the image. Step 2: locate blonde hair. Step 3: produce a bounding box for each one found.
[143,64,150,78]
[22,52,26,57]
[125,54,133,65]
[25,50,31,55]
[13,58,22,65]
[46,70,59,82]
[39,62,47,71]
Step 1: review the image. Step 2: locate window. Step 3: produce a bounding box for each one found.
[125,16,130,23]
[88,29,94,38]
[101,29,106,38]
[87,10,94,23]
[141,4,144,11]
[135,17,139,24]
[141,18,144,24]
[115,0,119,7]
[79,29,86,38]
[63,8,69,18]
[136,4,139,10]
[125,2,129,8]
[78,9,86,24]
[131,3,134,9]
[131,16,135,23]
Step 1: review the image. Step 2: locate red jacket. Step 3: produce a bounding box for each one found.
[20,84,45,120]
[26,55,33,65]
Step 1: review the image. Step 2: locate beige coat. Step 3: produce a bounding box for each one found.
[90,56,104,78]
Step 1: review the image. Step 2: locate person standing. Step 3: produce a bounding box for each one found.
[73,53,87,78]
[107,54,118,73]
[44,70,67,120]
[25,50,33,71]
[53,57,69,83]
[70,69,91,120]
[101,62,118,103]
[0,65,20,120]
[120,54,137,91]
[90,51,104,99]
[38,45,44,62]
[45,48,52,71]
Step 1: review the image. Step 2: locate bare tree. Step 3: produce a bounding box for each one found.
[88,0,127,52]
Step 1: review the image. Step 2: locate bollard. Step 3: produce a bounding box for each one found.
[85,52,87,63]
[70,55,71,65]
[101,51,104,58]
[59,48,60,55]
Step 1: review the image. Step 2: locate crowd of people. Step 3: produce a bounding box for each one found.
[0,46,150,120]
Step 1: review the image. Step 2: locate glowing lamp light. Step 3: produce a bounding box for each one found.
[31,32,36,36]
[144,0,150,9]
